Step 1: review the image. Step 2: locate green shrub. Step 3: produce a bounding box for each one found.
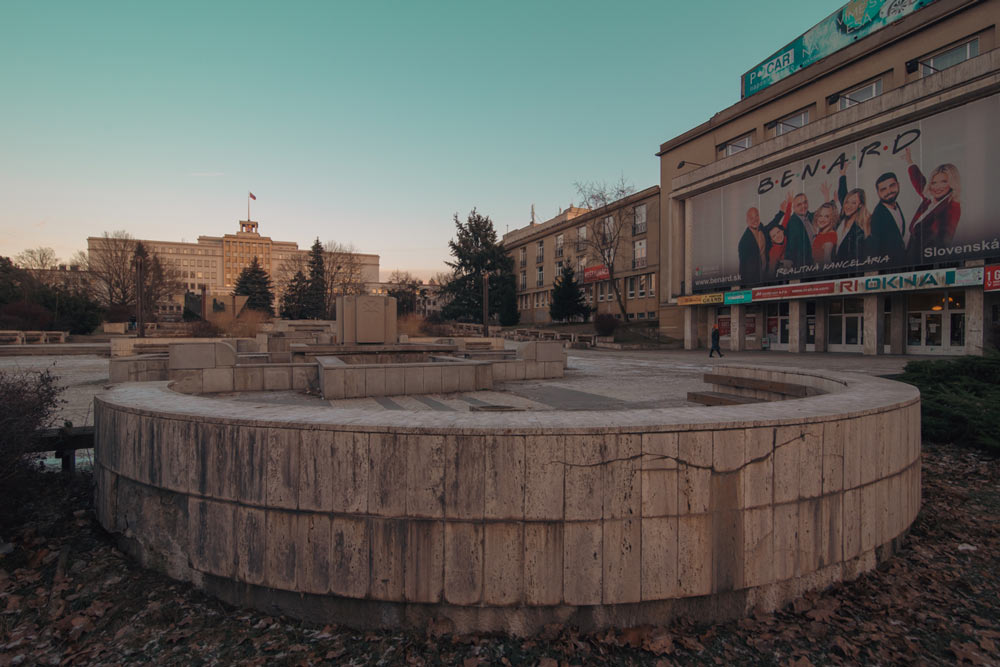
[896,354,1000,452]
[594,313,619,337]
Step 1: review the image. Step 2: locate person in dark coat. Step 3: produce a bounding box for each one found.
[738,207,768,285]
[785,194,815,267]
[709,324,723,357]
[868,172,907,266]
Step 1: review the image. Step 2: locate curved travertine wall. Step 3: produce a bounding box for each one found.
[93,365,920,634]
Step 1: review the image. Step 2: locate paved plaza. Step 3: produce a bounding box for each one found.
[0,347,937,423]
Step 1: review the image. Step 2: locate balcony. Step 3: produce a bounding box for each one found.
[519,258,526,268]
[536,278,544,287]
[575,241,587,252]
[535,254,544,264]
[632,222,647,236]
[632,257,648,269]
[555,246,564,258]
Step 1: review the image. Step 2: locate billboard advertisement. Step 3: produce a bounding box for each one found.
[742,0,940,98]
[689,94,1000,291]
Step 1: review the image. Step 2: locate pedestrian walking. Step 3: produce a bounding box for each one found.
[709,324,724,358]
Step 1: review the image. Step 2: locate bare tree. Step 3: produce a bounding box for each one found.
[14,247,59,271]
[322,241,366,318]
[386,270,419,316]
[85,231,139,308]
[81,231,182,317]
[575,177,636,320]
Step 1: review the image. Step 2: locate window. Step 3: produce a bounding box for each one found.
[536,240,544,263]
[633,204,647,235]
[633,239,647,269]
[536,266,544,287]
[555,234,564,257]
[576,257,585,275]
[773,109,809,136]
[576,225,587,251]
[839,79,882,109]
[600,216,615,243]
[627,276,636,299]
[519,271,526,290]
[597,282,605,302]
[649,272,656,297]
[638,274,647,298]
[721,132,752,156]
[922,38,979,76]
[519,247,526,267]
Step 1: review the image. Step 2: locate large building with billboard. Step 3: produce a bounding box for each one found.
[657,0,1000,355]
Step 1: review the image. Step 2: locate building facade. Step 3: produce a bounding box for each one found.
[87,220,380,319]
[503,187,661,325]
[657,0,1000,355]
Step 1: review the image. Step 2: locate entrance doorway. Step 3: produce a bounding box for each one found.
[764,302,789,351]
[906,291,965,354]
[827,297,864,352]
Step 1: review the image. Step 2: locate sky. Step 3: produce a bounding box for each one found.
[0,0,845,281]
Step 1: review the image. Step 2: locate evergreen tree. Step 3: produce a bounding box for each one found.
[440,209,517,324]
[305,238,326,319]
[279,270,309,319]
[549,265,590,323]
[233,256,275,316]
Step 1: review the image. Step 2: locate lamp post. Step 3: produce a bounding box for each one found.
[482,270,489,336]
[133,243,148,338]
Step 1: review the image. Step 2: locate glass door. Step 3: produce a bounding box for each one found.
[827,298,864,352]
[906,291,965,354]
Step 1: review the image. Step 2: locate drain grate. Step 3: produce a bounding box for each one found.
[469,405,524,412]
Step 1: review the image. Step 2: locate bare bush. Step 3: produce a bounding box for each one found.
[0,368,63,483]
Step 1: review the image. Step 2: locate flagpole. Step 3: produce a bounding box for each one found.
[247,193,250,222]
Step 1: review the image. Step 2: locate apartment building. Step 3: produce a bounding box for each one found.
[503,187,660,325]
[658,0,1000,355]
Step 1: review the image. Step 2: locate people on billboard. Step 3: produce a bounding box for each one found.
[868,172,907,264]
[784,193,815,266]
[738,207,768,284]
[765,223,791,276]
[811,202,839,263]
[833,171,873,263]
[902,148,962,263]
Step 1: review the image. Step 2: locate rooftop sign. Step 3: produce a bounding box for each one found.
[741,0,940,98]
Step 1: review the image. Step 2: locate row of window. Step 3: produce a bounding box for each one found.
[719,37,980,157]
[518,205,648,266]
[517,273,658,311]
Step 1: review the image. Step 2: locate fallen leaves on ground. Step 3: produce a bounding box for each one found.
[0,442,997,665]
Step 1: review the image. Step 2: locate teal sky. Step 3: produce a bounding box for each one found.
[1,0,844,279]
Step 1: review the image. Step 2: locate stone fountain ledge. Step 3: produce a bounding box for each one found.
[94,364,921,635]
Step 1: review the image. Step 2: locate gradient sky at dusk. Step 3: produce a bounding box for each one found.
[1,0,844,279]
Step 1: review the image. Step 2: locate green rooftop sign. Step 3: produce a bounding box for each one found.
[741,0,940,98]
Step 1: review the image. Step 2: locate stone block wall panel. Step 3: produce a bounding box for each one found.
[94,364,921,634]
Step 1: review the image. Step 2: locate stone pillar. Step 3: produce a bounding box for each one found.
[683,306,699,350]
[788,300,807,353]
[889,294,906,355]
[813,300,828,353]
[964,287,985,355]
[683,201,694,300]
[729,305,745,352]
[863,294,885,356]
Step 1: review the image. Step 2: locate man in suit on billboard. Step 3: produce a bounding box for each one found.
[785,193,815,267]
[738,207,767,285]
[869,172,907,265]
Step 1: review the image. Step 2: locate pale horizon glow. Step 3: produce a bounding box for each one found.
[1,1,844,282]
